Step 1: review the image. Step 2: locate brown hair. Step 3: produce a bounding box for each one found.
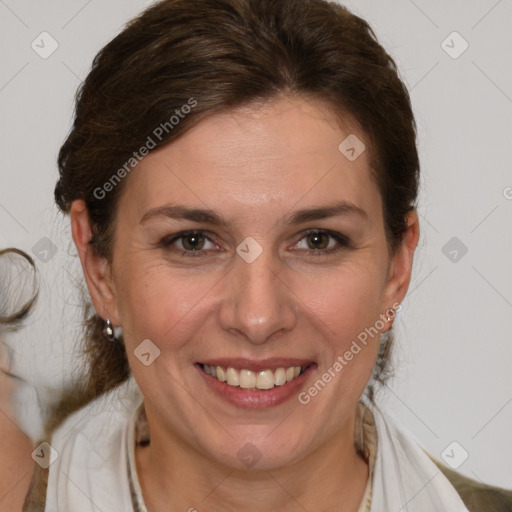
[55,0,419,411]
[0,248,38,329]
[0,247,38,399]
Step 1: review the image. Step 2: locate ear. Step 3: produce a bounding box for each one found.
[381,209,420,328]
[70,200,120,325]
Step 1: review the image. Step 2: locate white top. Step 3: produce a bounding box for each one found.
[45,380,139,512]
[44,379,469,512]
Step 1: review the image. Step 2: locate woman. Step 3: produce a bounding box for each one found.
[23,0,512,510]
[0,249,38,512]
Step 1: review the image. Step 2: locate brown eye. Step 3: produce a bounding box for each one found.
[180,232,207,251]
[305,231,330,250]
[293,229,351,256]
[160,230,217,256]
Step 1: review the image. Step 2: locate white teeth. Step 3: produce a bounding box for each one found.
[226,367,239,386]
[216,366,226,382]
[274,367,286,386]
[203,364,306,390]
[256,370,275,390]
[239,369,256,389]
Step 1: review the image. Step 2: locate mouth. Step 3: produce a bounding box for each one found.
[195,358,316,409]
[199,363,310,390]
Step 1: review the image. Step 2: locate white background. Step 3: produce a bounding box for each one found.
[0,0,511,489]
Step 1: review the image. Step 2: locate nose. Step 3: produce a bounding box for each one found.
[218,248,298,345]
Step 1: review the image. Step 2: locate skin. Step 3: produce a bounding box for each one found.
[0,347,34,511]
[72,95,419,512]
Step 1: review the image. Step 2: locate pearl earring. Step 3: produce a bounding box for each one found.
[102,318,115,342]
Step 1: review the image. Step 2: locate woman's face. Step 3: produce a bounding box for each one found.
[75,95,418,470]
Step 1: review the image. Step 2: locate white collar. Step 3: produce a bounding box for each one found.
[363,398,470,511]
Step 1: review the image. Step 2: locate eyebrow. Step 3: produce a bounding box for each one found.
[139,200,368,226]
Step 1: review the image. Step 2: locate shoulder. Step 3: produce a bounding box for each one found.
[429,455,512,512]
[0,402,33,511]
[23,379,142,512]
[47,378,141,464]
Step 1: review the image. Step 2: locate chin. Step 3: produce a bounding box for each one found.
[205,424,309,472]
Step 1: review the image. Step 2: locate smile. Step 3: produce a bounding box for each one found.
[200,364,308,390]
[196,358,316,408]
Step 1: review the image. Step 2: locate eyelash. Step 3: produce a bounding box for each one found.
[159,229,351,258]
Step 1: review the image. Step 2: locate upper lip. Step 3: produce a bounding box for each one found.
[198,358,315,372]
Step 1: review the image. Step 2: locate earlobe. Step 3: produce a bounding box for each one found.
[70,200,119,324]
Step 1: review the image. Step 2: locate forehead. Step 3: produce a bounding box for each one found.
[121,96,381,220]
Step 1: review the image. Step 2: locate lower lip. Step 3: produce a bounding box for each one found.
[195,364,316,409]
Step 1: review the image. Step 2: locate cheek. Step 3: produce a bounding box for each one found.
[294,263,384,393]
[297,262,384,337]
[295,269,383,406]
[113,257,222,350]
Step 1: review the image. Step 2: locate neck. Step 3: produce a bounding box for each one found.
[136,405,369,512]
